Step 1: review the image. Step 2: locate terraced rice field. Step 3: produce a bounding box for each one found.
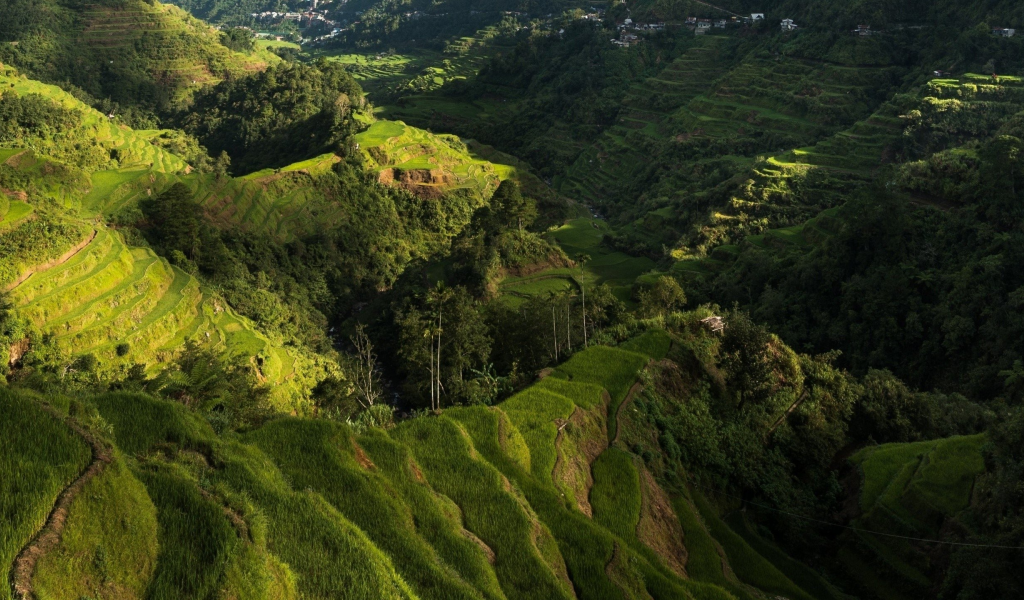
[74,3,273,97]
[501,218,655,304]
[354,121,506,199]
[321,26,513,99]
[833,434,986,599]
[0,69,189,174]
[7,223,311,405]
[561,37,733,205]
[0,200,33,231]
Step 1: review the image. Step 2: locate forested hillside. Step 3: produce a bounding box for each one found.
[2,0,1023,598]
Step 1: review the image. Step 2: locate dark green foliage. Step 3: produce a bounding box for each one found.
[143,183,205,262]
[220,27,255,53]
[0,93,80,143]
[178,60,365,173]
[148,340,273,431]
[394,285,492,407]
[942,409,1024,599]
[636,276,686,319]
[485,180,536,233]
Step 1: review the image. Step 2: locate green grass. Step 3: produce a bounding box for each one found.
[671,494,757,600]
[851,439,937,513]
[32,450,159,600]
[590,448,641,541]
[502,389,576,482]
[91,392,415,600]
[246,418,487,600]
[135,462,243,599]
[359,429,506,600]
[552,346,649,405]
[619,329,673,360]
[533,376,606,410]
[355,120,408,147]
[725,512,844,600]
[0,200,33,230]
[550,345,649,442]
[393,414,573,600]
[256,39,300,50]
[0,389,92,600]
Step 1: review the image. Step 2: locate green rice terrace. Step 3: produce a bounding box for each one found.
[0,327,875,600]
[0,71,332,407]
[500,217,656,305]
[354,120,510,200]
[665,72,1024,272]
[2,4,1022,596]
[837,436,987,600]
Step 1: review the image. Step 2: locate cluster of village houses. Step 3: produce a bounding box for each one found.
[611,11,1017,47]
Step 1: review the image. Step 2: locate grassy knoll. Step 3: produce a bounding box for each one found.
[354,119,505,201]
[0,389,92,600]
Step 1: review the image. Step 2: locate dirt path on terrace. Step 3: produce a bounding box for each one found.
[612,381,645,445]
[3,228,97,293]
[10,403,112,600]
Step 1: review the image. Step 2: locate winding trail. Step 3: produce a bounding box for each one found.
[9,403,111,600]
[611,381,644,445]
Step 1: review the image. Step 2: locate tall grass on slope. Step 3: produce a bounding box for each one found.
[32,450,159,600]
[619,329,673,361]
[0,389,91,600]
[90,392,415,600]
[135,462,239,600]
[550,345,649,442]
[247,418,488,600]
[450,406,735,600]
[393,414,573,600]
[359,429,507,600]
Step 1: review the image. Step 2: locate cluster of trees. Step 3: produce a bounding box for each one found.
[176,60,366,173]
